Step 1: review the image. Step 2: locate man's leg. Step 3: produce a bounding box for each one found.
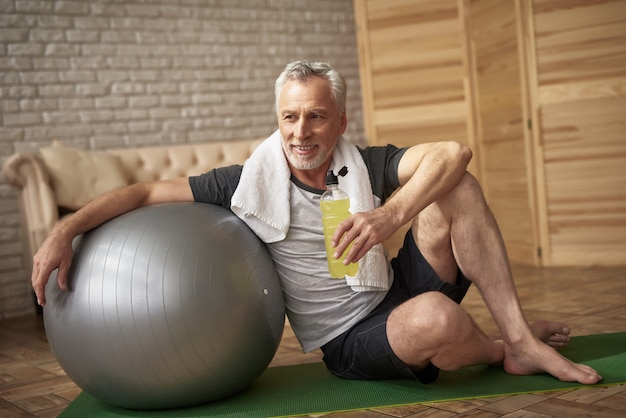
[387,291,505,372]
[387,173,601,384]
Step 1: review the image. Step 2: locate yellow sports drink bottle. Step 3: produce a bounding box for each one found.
[321,168,359,279]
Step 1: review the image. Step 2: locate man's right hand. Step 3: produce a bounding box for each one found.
[31,229,74,307]
[29,178,196,306]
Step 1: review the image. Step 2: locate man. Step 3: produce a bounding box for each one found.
[32,61,601,385]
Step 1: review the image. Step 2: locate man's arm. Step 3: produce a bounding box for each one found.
[333,141,472,263]
[32,177,194,306]
[387,140,473,228]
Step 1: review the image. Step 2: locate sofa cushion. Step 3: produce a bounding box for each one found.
[40,141,130,210]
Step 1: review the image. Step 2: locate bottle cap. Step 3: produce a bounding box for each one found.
[325,166,349,186]
[325,170,338,185]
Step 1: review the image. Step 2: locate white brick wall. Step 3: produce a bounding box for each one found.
[0,0,365,319]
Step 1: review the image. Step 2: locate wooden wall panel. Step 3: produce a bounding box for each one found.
[354,0,478,257]
[467,0,539,264]
[354,0,476,172]
[355,0,626,266]
[531,0,626,265]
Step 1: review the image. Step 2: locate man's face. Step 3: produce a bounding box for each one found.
[277,76,347,175]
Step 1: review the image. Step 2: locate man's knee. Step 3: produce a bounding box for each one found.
[412,172,485,235]
[387,291,466,368]
[455,172,487,202]
[390,291,462,343]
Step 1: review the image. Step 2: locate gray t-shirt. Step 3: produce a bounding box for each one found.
[189,145,406,352]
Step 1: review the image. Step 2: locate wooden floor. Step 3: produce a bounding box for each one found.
[1,264,625,417]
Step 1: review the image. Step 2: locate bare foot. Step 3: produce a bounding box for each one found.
[503,336,602,385]
[530,320,570,349]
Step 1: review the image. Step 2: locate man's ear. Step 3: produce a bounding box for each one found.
[339,112,348,135]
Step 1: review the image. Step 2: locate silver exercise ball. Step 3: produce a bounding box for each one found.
[43,203,285,410]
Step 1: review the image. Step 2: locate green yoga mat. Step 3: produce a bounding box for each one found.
[60,333,626,418]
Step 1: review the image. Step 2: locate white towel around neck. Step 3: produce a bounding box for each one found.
[230,130,390,292]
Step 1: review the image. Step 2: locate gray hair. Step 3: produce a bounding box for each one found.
[274,60,347,115]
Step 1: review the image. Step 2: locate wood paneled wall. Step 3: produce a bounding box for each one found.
[354,0,478,173]
[355,0,626,266]
[524,0,626,265]
[467,0,540,264]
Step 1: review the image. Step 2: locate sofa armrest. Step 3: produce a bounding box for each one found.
[2,153,60,272]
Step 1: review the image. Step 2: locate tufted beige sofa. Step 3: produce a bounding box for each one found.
[2,138,263,276]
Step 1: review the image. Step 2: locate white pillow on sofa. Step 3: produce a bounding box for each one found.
[40,141,130,210]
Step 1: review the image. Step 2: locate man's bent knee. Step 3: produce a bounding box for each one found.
[387,292,465,367]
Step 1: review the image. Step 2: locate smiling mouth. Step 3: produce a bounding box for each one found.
[292,144,318,153]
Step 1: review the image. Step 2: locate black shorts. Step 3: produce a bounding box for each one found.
[320,229,471,383]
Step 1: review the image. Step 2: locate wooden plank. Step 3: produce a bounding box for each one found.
[353,0,378,144]
[467,0,538,265]
[372,67,465,109]
[458,0,481,182]
[517,0,551,266]
[374,101,467,127]
[533,1,626,41]
[365,0,459,31]
[539,76,626,105]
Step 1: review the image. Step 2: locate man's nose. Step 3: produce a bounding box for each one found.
[294,118,310,140]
